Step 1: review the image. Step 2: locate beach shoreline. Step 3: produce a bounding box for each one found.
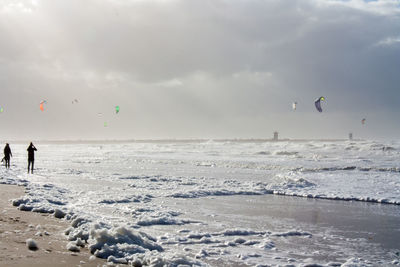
[1,139,399,266]
[0,184,105,267]
[2,183,399,266]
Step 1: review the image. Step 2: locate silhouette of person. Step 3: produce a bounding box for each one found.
[3,143,12,169]
[27,142,37,174]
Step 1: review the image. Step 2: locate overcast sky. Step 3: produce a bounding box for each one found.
[0,0,399,140]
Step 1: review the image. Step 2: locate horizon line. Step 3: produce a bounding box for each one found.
[0,138,357,144]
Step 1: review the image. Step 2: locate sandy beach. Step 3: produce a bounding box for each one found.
[0,184,105,267]
[1,140,399,266]
[3,182,399,267]
[0,0,399,264]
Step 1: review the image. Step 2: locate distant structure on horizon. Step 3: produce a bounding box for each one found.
[273,131,279,141]
[349,133,353,140]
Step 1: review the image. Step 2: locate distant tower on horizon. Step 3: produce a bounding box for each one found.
[273,131,279,141]
[349,133,353,140]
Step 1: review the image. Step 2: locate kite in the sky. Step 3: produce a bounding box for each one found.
[39,100,47,111]
[314,97,325,112]
[115,106,120,114]
[0,107,3,113]
[292,102,297,111]
[72,99,79,104]
[361,118,366,125]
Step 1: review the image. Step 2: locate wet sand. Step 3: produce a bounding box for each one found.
[2,183,399,266]
[0,184,105,267]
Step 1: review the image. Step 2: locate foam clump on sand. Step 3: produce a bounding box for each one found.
[67,237,86,252]
[86,225,204,265]
[12,197,29,207]
[75,237,86,247]
[88,225,163,259]
[71,217,87,228]
[54,208,66,219]
[65,216,91,241]
[26,238,38,250]
[107,256,128,264]
[129,254,206,267]
[12,196,55,213]
[66,242,80,252]
[18,204,33,211]
[12,197,35,212]
[67,228,90,242]
[32,206,54,213]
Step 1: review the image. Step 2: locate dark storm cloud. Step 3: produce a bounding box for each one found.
[0,0,399,139]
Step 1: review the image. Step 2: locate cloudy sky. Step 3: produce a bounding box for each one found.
[0,0,399,140]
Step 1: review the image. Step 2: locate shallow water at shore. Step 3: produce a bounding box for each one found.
[152,194,400,266]
[1,140,399,266]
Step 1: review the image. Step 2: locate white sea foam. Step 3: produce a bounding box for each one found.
[66,241,80,252]
[1,140,400,266]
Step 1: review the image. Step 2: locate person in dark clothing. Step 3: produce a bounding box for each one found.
[3,143,12,169]
[27,142,37,174]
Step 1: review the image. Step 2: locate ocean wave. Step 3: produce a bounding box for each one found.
[195,162,216,167]
[136,216,195,226]
[255,151,271,155]
[345,145,360,151]
[216,229,267,236]
[119,175,156,180]
[296,166,400,173]
[267,178,316,190]
[382,146,396,151]
[296,166,357,172]
[99,195,153,204]
[369,144,398,151]
[270,191,400,205]
[273,151,299,156]
[272,230,312,237]
[168,189,266,199]
[3,141,400,266]
[359,167,400,172]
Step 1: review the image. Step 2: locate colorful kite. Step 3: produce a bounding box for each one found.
[0,107,3,113]
[39,100,47,111]
[115,106,120,114]
[361,118,366,125]
[314,97,325,112]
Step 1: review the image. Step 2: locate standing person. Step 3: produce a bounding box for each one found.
[27,142,37,174]
[3,143,12,169]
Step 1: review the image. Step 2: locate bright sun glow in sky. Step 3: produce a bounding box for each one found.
[0,0,399,140]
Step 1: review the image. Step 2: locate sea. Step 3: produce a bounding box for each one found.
[1,139,400,266]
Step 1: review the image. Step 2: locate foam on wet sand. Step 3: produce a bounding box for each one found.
[1,140,400,266]
[0,184,105,267]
